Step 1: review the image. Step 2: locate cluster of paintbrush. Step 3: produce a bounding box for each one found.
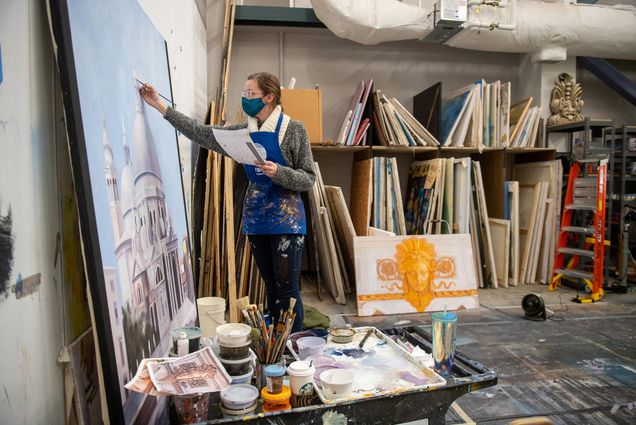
[237,297,297,364]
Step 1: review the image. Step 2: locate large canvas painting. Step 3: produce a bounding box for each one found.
[50,0,197,423]
[355,235,479,316]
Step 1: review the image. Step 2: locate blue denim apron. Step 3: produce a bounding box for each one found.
[242,114,307,235]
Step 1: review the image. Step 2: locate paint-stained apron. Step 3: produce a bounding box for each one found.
[242,113,307,235]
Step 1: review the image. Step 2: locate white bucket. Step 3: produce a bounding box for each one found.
[197,297,226,338]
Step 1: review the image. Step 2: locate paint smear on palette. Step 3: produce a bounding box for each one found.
[324,348,374,359]
[399,371,428,386]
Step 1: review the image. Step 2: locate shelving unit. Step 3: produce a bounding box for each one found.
[604,126,636,288]
[311,146,556,220]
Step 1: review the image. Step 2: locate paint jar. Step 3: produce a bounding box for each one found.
[256,360,284,390]
[220,384,259,412]
[218,352,252,376]
[218,339,252,359]
[431,312,457,378]
[264,364,285,394]
[261,385,292,412]
[172,393,209,424]
[216,323,251,346]
[287,360,316,407]
[296,336,326,360]
[319,369,354,401]
[171,327,201,355]
[230,365,254,385]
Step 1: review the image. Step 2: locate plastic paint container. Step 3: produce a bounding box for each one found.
[218,353,252,376]
[261,385,292,412]
[230,365,254,385]
[218,339,252,359]
[296,336,326,360]
[216,323,251,346]
[220,384,259,411]
[264,364,285,394]
[219,403,257,418]
[319,369,354,400]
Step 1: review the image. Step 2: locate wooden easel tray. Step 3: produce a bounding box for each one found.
[287,326,446,404]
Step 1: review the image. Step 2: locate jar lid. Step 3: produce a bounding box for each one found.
[261,385,291,402]
[220,384,259,405]
[264,364,285,377]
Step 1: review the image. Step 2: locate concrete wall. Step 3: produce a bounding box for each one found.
[0,1,66,424]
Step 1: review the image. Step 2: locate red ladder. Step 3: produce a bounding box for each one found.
[550,159,607,303]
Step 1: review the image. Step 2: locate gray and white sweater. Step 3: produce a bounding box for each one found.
[164,106,315,192]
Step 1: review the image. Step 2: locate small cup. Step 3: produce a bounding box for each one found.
[432,312,458,378]
[287,360,316,407]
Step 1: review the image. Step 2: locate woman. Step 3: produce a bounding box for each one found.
[140,72,314,333]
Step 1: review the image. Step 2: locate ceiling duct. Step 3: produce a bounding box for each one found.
[311,0,636,61]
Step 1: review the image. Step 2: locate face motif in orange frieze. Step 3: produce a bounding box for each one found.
[395,238,437,312]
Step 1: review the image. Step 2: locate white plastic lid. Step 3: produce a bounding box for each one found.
[220,384,259,405]
[287,360,315,377]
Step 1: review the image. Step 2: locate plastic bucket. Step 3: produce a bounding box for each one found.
[197,297,226,338]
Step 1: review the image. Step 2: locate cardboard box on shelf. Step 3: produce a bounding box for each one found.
[281,88,323,145]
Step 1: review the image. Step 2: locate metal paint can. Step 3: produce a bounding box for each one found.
[431,312,457,377]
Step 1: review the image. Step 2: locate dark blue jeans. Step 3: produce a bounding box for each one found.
[248,234,304,333]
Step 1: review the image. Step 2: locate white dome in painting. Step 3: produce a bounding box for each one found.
[120,117,134,216]
[131,87,162,182]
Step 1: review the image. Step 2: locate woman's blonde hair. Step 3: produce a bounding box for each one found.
[247,72,281,105]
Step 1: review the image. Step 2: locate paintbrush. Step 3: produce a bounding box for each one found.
[271,310,296,363]
[135,78,176,107]
[236,296,250,311]
[265,323,274,362]
[241,309,253,327]
[359,329,374,349]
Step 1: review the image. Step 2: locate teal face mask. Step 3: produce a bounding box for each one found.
[242,96,265,117]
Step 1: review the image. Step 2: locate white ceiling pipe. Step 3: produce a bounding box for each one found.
[465,0,517,31]
[310,0,434,45]
[450,0,636,60]
[311,0,636,61]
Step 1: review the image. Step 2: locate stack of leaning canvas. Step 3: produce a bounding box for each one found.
[434,80,543,148]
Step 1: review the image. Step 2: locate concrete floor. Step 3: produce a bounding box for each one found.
[301,280,636,424]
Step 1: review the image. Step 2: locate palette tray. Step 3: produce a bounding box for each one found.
[287,326,446,404]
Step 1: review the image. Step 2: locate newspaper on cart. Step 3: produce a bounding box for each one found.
[125,346,231,396]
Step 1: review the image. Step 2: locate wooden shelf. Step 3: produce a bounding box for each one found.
[372,146,437,154]
[311,145,557,155]
[311,145,368,153]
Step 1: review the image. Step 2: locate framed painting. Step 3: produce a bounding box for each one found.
[354,235,479,317]
[50,0,197,423]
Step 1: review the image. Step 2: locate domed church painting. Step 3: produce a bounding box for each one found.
[50,0,197,423]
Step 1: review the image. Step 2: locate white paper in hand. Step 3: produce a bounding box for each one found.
[212,128,265,165]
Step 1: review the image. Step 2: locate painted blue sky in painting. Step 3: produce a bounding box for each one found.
[67,0,188,270]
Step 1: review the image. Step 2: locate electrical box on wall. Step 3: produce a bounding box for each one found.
[421,0,467,43]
